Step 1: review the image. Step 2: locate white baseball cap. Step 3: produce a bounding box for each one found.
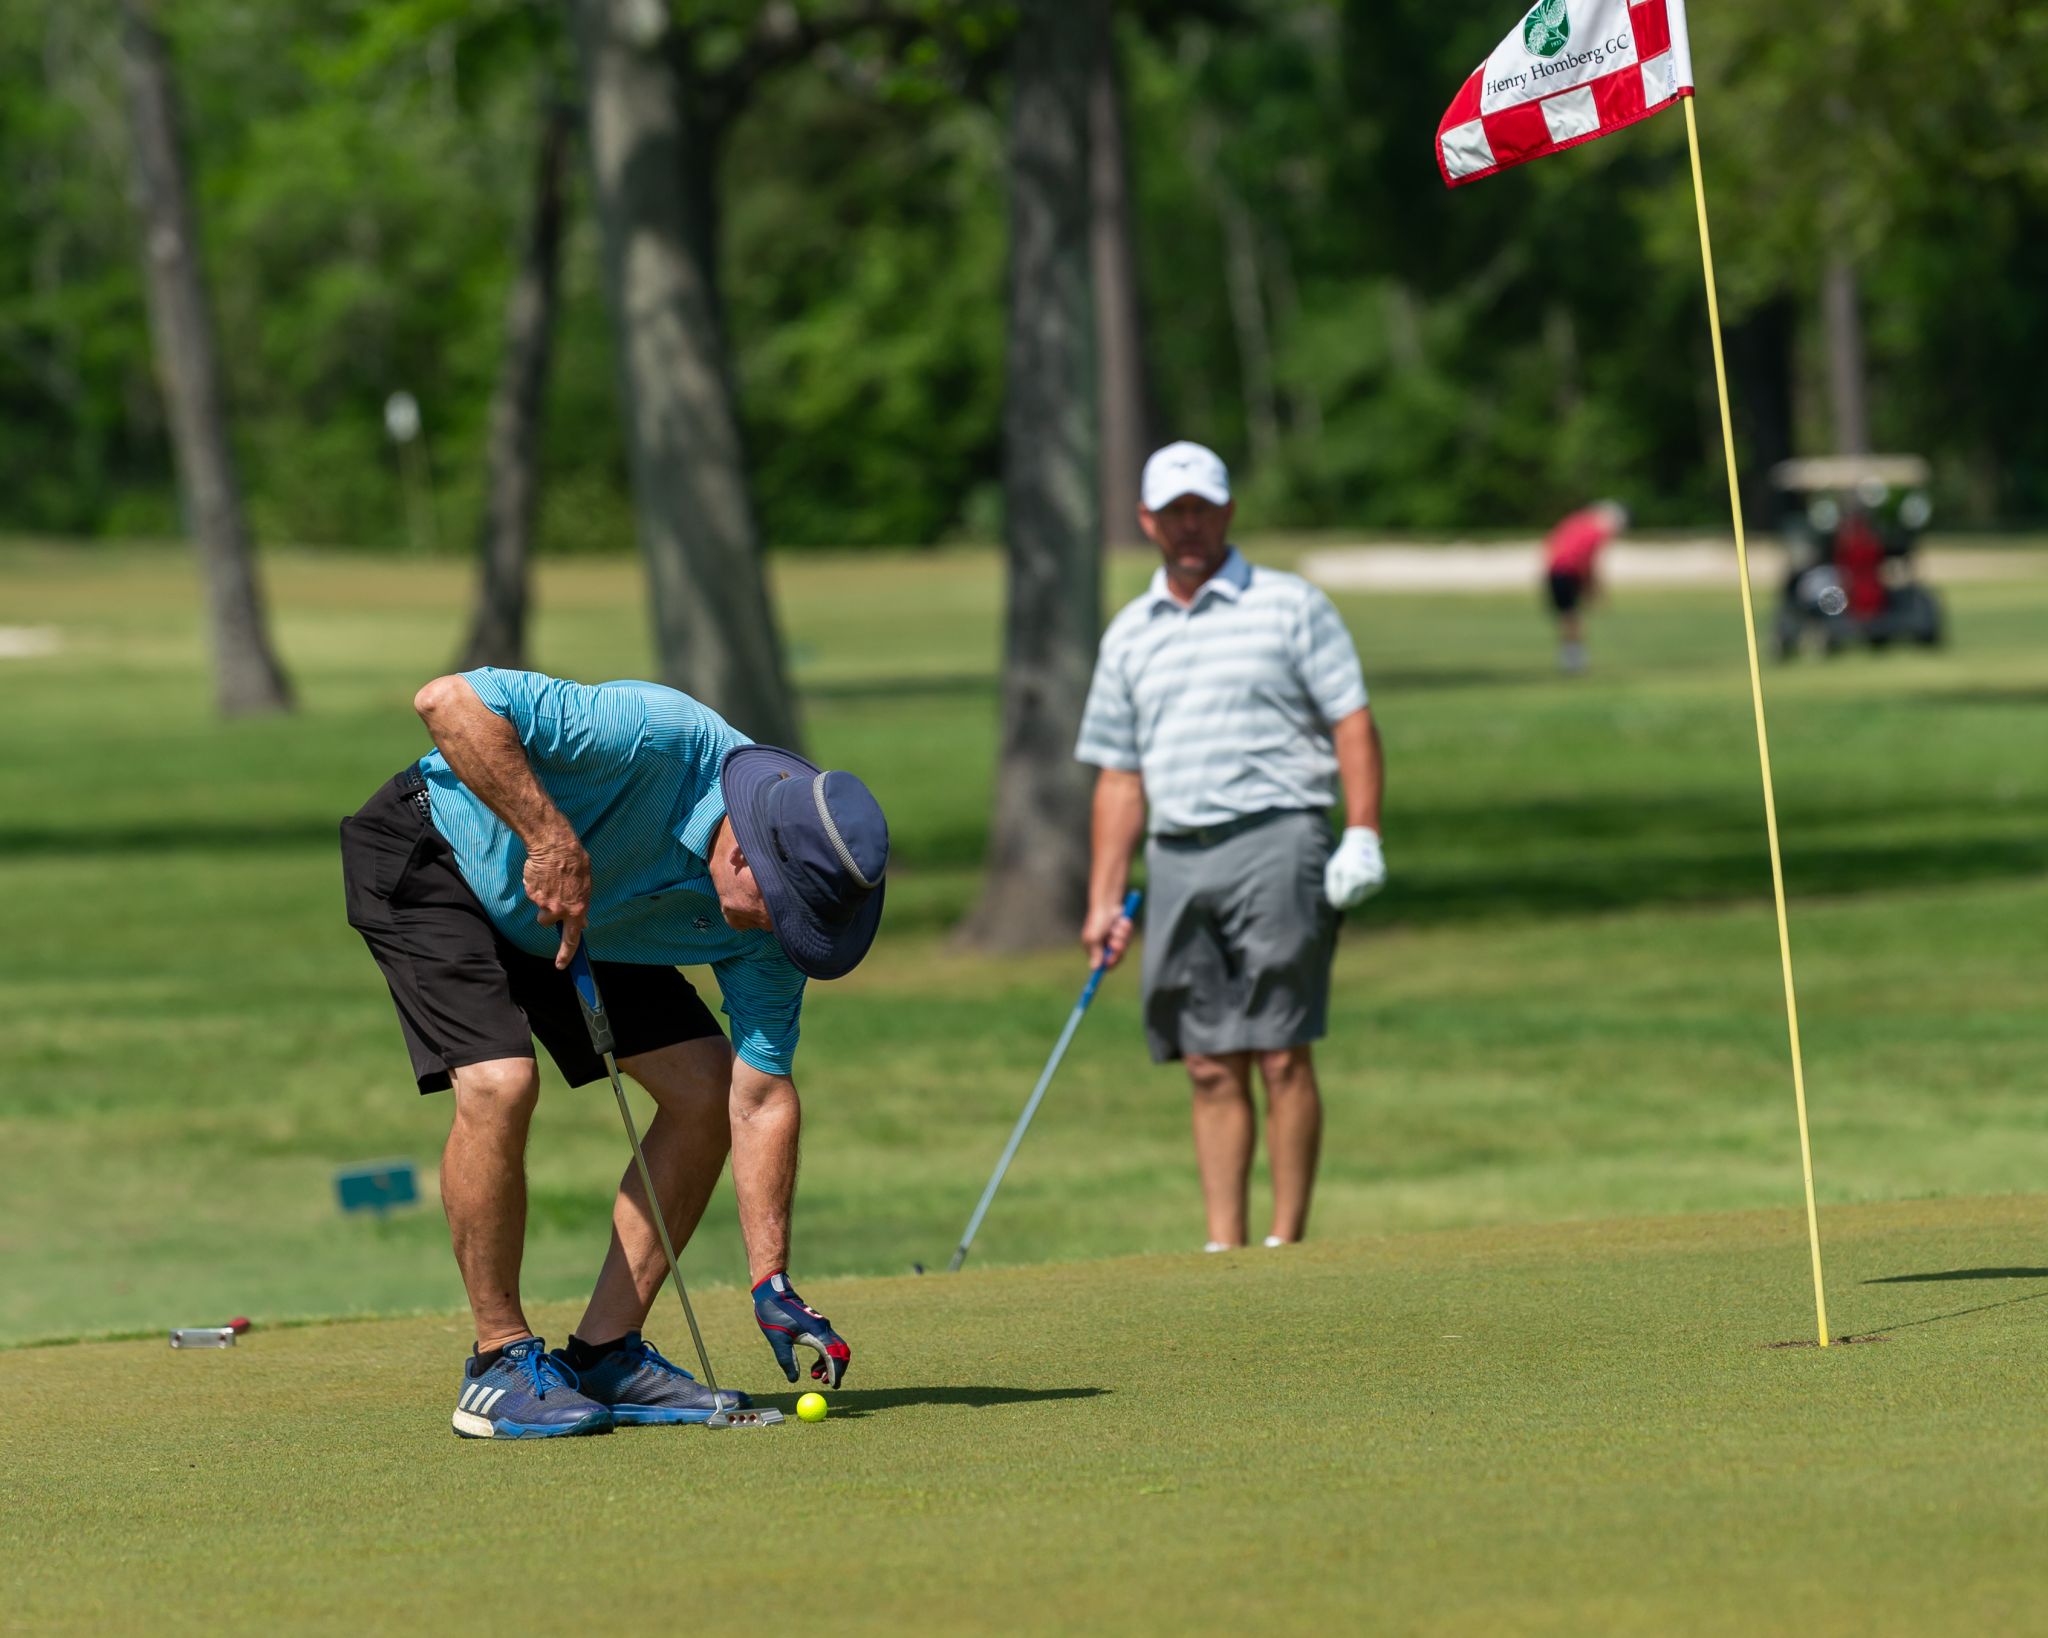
[1141,441,1231,512]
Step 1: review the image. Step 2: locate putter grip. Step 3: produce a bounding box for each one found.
[1101,888,1141,959]
[566,945,616,1056]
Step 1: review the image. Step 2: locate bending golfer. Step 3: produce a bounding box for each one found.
[339,668,885,1438]
[1077,442,1385,1253]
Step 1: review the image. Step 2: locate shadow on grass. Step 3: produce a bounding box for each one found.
[799,665,1565,708]
[1842,1272,2048,1342]
[1376,802,2045,925]
[1849,1292,2048,1339]
[1910,686,2048,708]
[0,816,343,858]
[768,1384,1110,1419]
[6,782,2042,933]
[801,671,995,704]
[1371,666,1563,694]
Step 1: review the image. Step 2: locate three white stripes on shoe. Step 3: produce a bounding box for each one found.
[458,1381,509,1416]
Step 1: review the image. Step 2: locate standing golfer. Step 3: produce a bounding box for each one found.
[340,669,885,1438]
[1076,441,1385,1252]
[1543,499,1628,674]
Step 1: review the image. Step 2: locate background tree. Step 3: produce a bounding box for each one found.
[458,91,575,672]
[959,0,1100,950]
[571,0,798,745]
[1090,4,1151,549]
[7,0,2048,556]
[568,0,995,742]
[117,0,291,717]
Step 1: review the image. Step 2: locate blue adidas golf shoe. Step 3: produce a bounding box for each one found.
[451,1337,613,1440]
[556,1333,750,1426]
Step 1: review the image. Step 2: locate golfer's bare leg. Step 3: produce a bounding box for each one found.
[443,1057,542,1352]
[576,1034,735,1342]
[1186,1050,1255,1248]
[1259,1045,1323,1244]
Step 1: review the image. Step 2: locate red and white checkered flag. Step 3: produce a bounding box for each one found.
[1436,0,1693,187]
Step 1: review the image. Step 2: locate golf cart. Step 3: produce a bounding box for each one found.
[1770,456,1943,659]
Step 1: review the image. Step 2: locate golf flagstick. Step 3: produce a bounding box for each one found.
[1684,96,1831,1347]
[948,889,1142,1273]
[567,943,782,1425]
[1433,4,1831,1350]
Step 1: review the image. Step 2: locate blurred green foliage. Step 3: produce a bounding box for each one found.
[2,0,2043,549]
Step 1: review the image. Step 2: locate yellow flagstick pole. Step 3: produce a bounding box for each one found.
[1682,95,1830,1348]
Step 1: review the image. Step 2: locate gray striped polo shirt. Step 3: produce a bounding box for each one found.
[1074,548,1368,836]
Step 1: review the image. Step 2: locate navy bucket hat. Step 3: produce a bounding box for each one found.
[719,745,888,980]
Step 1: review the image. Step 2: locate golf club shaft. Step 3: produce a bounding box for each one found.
[948,889,1141,1272]
[601,1049,720,1395]
[568,945,721,1395]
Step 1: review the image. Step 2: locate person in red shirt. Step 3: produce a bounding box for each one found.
[1543,500,1628,674]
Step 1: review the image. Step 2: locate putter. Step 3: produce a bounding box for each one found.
[567,943,782,1428]
[945,889,1142,1272]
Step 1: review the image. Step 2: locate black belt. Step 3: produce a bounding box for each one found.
[395,763,433,824]
[1154,809,1311,848]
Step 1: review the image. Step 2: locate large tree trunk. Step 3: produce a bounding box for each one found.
[118,0,291,717]
[571,0,800,749]
[1089,5,1149,549]
[458,96,575,672]
[1821,254,1870,457]
[1190,110,1279,474]
[959,0,1099,951]
[1216,181,1279,473]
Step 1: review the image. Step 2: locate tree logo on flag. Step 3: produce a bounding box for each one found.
[1521,0,1571,57]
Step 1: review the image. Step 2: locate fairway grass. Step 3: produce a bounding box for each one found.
[5,540,2047,1631]
[3,542,2048,1345]
[10,1196,2048,1635]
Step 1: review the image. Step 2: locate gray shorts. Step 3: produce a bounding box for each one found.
[1140,810,1337,1064]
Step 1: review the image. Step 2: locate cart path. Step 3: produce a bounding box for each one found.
[1300,540,2048,593]
[0,626,60,658]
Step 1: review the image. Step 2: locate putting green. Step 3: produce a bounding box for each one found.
[11,1195,2047,1634]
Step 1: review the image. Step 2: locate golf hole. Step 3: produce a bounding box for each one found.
[1762,1334,1890,1350]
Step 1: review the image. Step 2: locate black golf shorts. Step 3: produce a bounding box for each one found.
[339,767,724,1093]
[1545,568,1586,614]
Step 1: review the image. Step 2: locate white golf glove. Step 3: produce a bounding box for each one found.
[1323,826,1386,909]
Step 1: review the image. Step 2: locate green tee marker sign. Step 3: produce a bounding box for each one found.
[335,1160,418,1217]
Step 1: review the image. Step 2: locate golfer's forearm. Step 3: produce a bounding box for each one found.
[730,1065,801,1284]
[1089,769,1147,904]
[413,675,576,852]
[1332,708,1383,831]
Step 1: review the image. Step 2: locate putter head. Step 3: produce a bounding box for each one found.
[705,1404,784,1429]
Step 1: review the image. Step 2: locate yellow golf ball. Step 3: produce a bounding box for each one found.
[796,1392,828,1422]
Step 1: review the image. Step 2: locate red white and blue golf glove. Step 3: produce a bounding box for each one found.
[753,1272,851,1389]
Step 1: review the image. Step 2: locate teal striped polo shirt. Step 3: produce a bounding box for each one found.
[416,668,806,1076]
